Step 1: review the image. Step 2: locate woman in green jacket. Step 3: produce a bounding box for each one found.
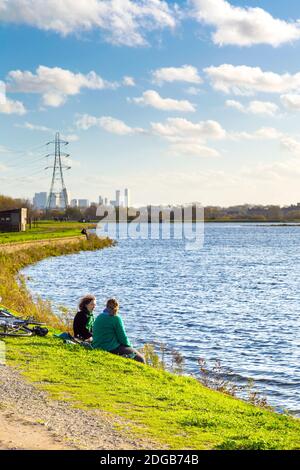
[92,298,145,364]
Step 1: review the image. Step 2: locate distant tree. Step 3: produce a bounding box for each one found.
[65,206,82,220]
[266,206,282,221]
[83,204,97,220]
[0,194,33,217]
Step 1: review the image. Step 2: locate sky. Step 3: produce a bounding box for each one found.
[1,0,300,206]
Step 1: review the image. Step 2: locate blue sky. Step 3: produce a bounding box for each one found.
[1,0,300,206]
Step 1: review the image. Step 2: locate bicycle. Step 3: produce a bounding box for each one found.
[0,307,48,337]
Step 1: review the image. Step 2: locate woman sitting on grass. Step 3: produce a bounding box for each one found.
[73,294,96,342]
[92,298,145,364]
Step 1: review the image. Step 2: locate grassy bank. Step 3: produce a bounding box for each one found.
[3,334,300,450]
[0,220,96,244]
[0,236,300,450]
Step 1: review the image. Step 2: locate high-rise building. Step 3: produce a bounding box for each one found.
[124,188,130,207]
[78,199,89,208]
[116,190,121,207]
[70,199,78,208]
[99,195,104,205]
[33,192,48,209]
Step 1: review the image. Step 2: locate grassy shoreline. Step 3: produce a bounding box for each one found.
[0,220,96,245]
[0,235,300,450]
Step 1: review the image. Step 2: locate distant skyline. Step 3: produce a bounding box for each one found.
[2,1,300,206]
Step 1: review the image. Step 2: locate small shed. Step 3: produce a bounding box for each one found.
[0,208,28,232]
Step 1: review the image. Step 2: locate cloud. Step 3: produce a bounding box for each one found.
[280,136,300,155]
[15,122,53,132]
[151,117,226,158]
[122,76,136,87]
[75,114,144,135]
[231,127,283,141]
[185,87,201,96]
[281,94,300,111]
[190,0,300,47]
[205,64,300,95]
[240,159,300,182]
[0,81,26,115]
[131,90,196,112]
[169,142,220,158]
[14,122,79,142]
[226,99,279,116]
[0,0,176,47]
[230,126,300,159]
[151,117,227,140]
[152,65,202,85]
[6,65,117,107]
[62,134,79,142]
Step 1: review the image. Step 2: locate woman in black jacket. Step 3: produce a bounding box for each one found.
[73,294,96,342]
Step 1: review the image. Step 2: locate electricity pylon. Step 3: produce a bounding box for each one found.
[46,132,71,210]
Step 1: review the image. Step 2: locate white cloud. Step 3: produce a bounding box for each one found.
[230,126,300,159]
[169,142,220,158]
[151,117,226,158]
[255,127,283,140]
[226,99,279,116]
[0,145,9,153]
[190,0,300,47]
[281,94,300,111]
[225,99,244,112]
[13,122,79,141]
[185,87,201,96]
[62,134,79,142]
[123,76,136,87]
[15,122,53,132]
[6,66,117,108]
[0,81,26,115]
[0,0,176,47]
[76,114,144,135]
[205,64,300,95]
[248,101,279,116]
[280,136,300,155]
[152,65,202,85]
[151,117,227,140]
[131,90,196,112]
[231,127,283,141]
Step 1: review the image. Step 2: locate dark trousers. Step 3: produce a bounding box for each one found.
[110,345,145,364]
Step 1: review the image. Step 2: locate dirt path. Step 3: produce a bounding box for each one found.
[0,236,84,254]
[0,364,160,450]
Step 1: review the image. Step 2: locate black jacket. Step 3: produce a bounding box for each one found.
[73,308,94,340]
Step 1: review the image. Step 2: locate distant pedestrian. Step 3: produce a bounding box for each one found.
[81,228,89,240]
[92,299,145,364]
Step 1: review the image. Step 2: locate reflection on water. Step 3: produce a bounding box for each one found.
[22,223,300,415]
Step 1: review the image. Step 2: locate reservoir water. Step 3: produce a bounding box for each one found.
[22,223,300,415]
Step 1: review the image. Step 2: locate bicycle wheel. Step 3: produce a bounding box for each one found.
[0,324,33,337]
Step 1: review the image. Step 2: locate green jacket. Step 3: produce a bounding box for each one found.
[92,310,132,351]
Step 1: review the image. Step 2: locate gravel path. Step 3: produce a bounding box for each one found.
[0,364,161,450]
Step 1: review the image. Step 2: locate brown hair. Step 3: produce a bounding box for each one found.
[106,298,119,316]
[79,294,96,311]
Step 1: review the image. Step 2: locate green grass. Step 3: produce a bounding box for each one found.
[0,220,96,244]
[2,333,300,450]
